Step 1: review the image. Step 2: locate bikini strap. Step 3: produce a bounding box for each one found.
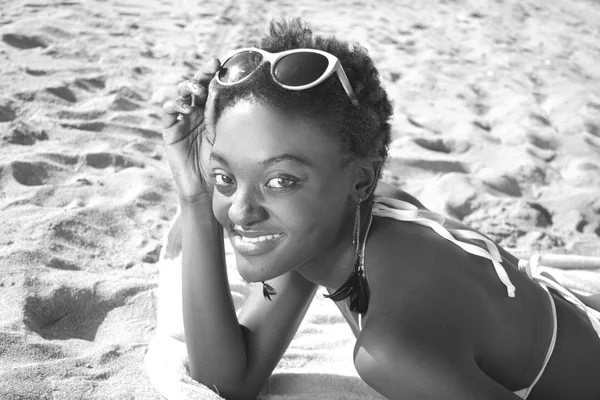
[372,196,517,297]
[519,255,600,337]
[513,285,558,399]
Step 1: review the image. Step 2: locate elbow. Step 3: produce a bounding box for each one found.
[193,380,263,400]
[189,366,264,400]
[219,389,262,400]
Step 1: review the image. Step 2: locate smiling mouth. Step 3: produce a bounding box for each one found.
[231,232,285,256]
[236,233,284,243]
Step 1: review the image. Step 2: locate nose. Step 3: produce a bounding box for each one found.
[228,187,267,228]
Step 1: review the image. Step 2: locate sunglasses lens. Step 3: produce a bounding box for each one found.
[218,51,263,83]
[273,52,329,87]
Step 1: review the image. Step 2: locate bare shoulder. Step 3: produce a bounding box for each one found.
[353,249,514,399]
[361,214,498,350]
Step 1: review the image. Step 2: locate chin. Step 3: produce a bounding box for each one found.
[235,257,263,282]
[233,251,296,283]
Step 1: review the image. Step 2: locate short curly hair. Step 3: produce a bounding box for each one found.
[213,17,393,167]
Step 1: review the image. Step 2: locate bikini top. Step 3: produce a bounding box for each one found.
[356,196,600,399]
[359,196,600,336]
[371,196,516,296]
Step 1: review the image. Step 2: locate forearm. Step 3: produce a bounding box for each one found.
[180,196,249,395]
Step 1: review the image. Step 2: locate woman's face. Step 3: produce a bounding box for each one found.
[210,100,355,282]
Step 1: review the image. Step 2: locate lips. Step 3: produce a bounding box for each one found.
[230,231,285,256]
[236,233,283,243]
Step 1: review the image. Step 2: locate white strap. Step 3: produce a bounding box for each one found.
[519,255,600,338]
[372,197,516,297]
[358,313,362,331]
[513,286,558,399]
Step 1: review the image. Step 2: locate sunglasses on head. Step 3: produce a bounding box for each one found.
[216,47,360,108]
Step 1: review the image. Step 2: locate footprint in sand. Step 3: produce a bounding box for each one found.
[413,137,471,154]
[22,276,155,341]
[24,67,48,76]
[526,145,557,162]
[61,120,161,138]
[580,98,600,148]
[109,95,142,111]
[525,119,559,162]
[18,77,106,105]
[388,137,469,179]
[46,257,80,271]
[465,83,490,116]
[0,98,17,122]
[583,120,600,149]
[1,121,49,145]
[38,152,79,166]
[23,284,110,341]
[51,87,144,120]
[110,86,145,102]
[585,121,599,138]
[126,141,157,155]
[476,168,523,197]
[7,152,80,187]
[10,161,49,186]
[46,86,78,103]
[1,33,47,49]
[525,128,558,150]
[53,109,106,120]
[84,152,145,171]
[389,157,469,180]
[72,77,105,92]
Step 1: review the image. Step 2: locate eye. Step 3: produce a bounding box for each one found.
[213,173,234,186]
[266,176,298,189]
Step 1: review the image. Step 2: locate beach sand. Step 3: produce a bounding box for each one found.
[1,0,599,398]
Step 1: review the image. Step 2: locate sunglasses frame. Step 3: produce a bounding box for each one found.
[216,47,359,108]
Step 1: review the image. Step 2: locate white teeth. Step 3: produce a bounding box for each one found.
[238,234,282,243]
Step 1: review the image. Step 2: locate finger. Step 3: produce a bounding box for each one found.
[162,99,193,129]
[162,100,180,129]
[177,80,207,101]
[203,80,218,140]
[194,58,221,87]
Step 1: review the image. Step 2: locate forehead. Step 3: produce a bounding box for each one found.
[213,100,343,166]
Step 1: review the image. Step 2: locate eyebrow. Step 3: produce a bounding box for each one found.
[209,151,230,166]
[210,151,313,168]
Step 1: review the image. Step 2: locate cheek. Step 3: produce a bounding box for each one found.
[271,194,347,241]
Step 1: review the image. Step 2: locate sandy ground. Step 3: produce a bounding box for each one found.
[1,0,599,398]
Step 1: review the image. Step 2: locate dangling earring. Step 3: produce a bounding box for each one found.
[262,281,277,301]
[324,198,371,315]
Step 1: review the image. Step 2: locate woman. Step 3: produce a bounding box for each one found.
[160,18,600,400]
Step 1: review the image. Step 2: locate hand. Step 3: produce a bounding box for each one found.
[162,58,221,203]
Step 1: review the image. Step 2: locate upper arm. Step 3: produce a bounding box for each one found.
[237,271,318,396]
[354,320,521,400]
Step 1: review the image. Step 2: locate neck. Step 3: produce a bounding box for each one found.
[296,201,372,291]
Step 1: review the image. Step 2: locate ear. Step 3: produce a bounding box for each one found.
[351,156,383,202]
